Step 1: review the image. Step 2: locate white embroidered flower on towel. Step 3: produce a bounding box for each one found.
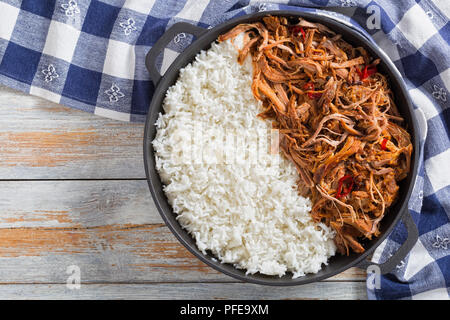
[105,83,125,103]
[432,235,449,250]
[42,64,59,83]
[432,84,447,102]
[119,18,137,36]
[61,0,80,17]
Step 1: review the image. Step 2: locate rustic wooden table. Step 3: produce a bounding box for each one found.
[0,84,367,299]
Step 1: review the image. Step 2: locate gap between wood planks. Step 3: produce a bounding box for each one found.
[0,177,367,284]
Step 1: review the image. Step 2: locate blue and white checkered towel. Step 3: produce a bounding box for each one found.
[0,0,448,299]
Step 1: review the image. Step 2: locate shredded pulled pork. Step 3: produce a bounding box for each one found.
[218,16,413,255]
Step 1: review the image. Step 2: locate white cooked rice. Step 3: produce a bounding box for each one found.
[153,38,336,278]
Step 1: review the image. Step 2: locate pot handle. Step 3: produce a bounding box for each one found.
[358,209,418,274]
[145,22,207,86]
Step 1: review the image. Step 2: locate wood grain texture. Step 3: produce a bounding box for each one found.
[0,180,366,283]
[0,86,145,180]
[0,85,367,299]
[0,282,367,300]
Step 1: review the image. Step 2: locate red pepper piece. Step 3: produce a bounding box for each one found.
[303,82,314,90]
[357,65,377,80]
[303,82,321,99]
[356,67,363,79]
[381,138,388,150]
[363,65,369,79]
[290,26,306,40]
[336,175,354,199]
[366,66,377,77]
[299,27,306,40]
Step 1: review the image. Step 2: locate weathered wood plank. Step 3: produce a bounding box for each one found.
[0,223,366,283]
[0,221,366,293]
[0,85,146,180]
[0,180,366,283]
[0,282,367,300]
[0,224,225,283]
[0,85,367,300]
[0,180,158,228]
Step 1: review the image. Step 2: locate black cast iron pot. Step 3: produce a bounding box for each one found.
[143,10,420,286]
